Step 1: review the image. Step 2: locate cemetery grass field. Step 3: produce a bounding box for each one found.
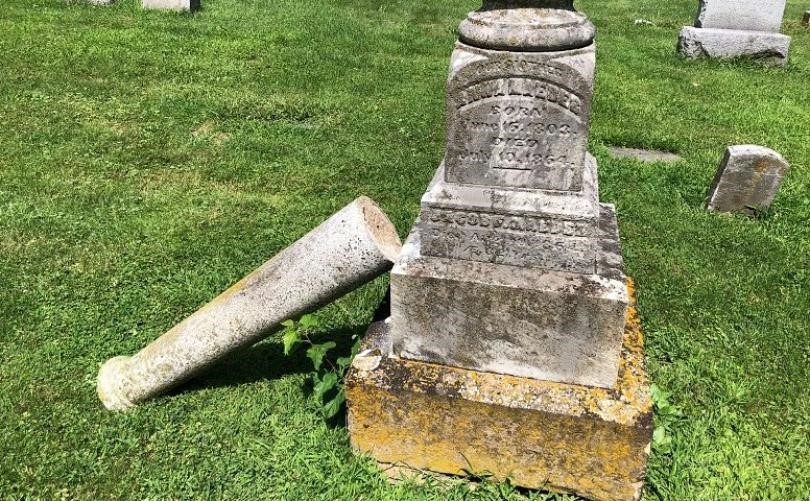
[1,0,809,499]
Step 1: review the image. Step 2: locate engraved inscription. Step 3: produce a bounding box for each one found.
[456,58,565,81]
[454,78,583,116]
[446,77,589,191]
[424,208,595,238]
[421,223,596,273]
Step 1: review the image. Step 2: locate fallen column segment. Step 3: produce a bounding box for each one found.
[98,196,401,411]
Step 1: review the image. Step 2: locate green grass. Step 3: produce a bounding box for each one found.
[1,0,808,498]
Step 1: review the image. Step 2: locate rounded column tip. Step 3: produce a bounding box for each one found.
[354,196,403,262]
[97,356,136,411]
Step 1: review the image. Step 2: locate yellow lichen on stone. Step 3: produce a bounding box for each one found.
[346,280,652,501]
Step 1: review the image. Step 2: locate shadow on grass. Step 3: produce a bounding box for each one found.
[172,325,364,395]
[167,291,392,424]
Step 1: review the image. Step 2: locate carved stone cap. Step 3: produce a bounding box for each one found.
[458,1,595,52]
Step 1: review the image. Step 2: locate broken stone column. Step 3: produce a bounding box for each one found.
[346,2,653,500]
[98,197,401,411]
[678,0,791,66]
[705,145,789,214]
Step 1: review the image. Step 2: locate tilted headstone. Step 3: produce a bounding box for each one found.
[705,145,789,214]
[679,0,791,65]
[346,2,653,499]
[143,0,199,12]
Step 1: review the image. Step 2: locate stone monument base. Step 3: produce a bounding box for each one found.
[346,282,652,501]
[678,26,790,66]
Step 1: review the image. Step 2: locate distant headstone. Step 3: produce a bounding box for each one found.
[705,145,789,214]
[696,0,786,32]
[608,146,683,163]
[143,0,199,11]
[678,0,791,66]
[804,11,810,26]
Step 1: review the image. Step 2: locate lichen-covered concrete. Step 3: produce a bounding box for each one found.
[347,281,652,501]
[98,197,401,411]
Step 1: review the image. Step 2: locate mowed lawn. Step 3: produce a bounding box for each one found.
[1,0,808,498]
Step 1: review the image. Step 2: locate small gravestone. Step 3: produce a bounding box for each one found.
[705,145,789,214]
[804,11,810,26]
[678,0,791,66]
[608,146,683,163]
[143,0,199,12]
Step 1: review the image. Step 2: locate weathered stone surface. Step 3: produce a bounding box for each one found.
[143,0,199,11]
[705,145,789,214]
[678,26,790,65]
[445,42,595,192]
[347,283,652,501]
[388,1,628,390]
[695,0,786,33]
[804,11,810,27]
[391,206,627,388]
[97,197,401,411]
[420,157,600,273]
[608,146,683,163]
[458,1,595,52]
[349,2,649,495]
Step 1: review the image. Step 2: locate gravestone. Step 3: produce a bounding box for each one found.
[143,0,199,11]
[608,146,683,163]
[346,2,653,499]
[804,11,810,26]
[678,0,791,65]
[705,145,789,214]
[696,0,786,32]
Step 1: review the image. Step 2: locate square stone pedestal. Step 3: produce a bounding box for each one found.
[391,197,628,389]
[346,282,652,501]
